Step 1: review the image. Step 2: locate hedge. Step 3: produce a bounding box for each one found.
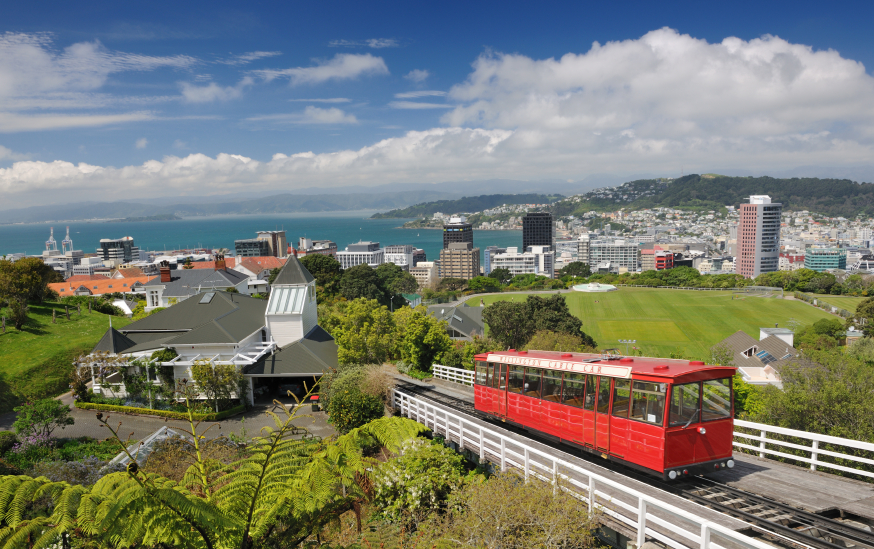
[75,401,246,421]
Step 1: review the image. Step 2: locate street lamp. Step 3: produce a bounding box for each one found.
[618,339,636,356]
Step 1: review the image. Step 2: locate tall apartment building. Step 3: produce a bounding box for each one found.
[589,240,639,272]
[98,237,140,267]
[804,248,847,272]
[384,244,416,270]
[522,212,555,251]
[483,246,507,275]
[438,242,480,280]
[737,195,781,278]
[337,241,384,270]
[443,216,473,249]
[412,249,426,266]
[410,261,438,289]
[256,230,288,258]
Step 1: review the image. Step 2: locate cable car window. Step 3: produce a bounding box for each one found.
[507,365,525,393]
[596,377,612,414]
[611,379,631,418]
[702,378,732,421]
[523,368,541,398]
[584,375,596,411]
[491,363,502,389]
[486,363,494,387]
[541,370,563,402]
[562,373,586,407]
[630,381,667,425]
[475,362,489,386]
[495,364,507,390]
[669,382,701,427]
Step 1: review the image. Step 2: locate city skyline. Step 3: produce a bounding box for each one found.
[4,1,874,208]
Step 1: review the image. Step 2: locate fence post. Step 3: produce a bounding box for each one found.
[637,499,647,548]
[810,440,819,472]
[759,430,767,458]
[553,460,559,495]
[500,438,506,472]
[524,448,530,481]
[479,427,485,460]
[700,524,711,549]
[458,417,464,450]
[588,476,596,517]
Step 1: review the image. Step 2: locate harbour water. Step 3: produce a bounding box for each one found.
[0,211,523,264]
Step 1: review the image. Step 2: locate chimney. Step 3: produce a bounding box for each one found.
[215,253,226,271]
[293,248,298,258]
[159,261,171,283]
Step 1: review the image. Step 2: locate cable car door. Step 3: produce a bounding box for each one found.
[495,363,508,417]
[595,376,612,452]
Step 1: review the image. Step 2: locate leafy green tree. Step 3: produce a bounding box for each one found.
[340,264,390,306]
[438,277,467,291]
[12,399,74,438]
[482,300,531,350]
[0,394,426,548]
[559,261,591,278]
[466,276,502,294]
[268,267,282,285]
[393,305,452,372]
[375,262,418,295]
[190,360,246,412]
[329,299,396,365]
[524,330,595,352]
[851,297,874,338]
[0,257,60,329]
[300,254,343,297]
[487,267,512,285]
[326,388,385,434]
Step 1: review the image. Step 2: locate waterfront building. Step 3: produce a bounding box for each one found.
[737,195,781,278]
[235,238,270,258]
[384,244,416,270]
[483,246,507,275]
[98,236,140,267]
[522,211,555,251]
[337,241,384,270]
[804,247,847,272]
[438,242,480,280]
[443,216,473,249]
[296,237,337,257]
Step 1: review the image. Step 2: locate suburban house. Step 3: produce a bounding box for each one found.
[85,256,338,404]
[715,327,800,387]
[110,266,146,279]
[143,257,250,310]
[231,256,287,294]
[427,303,485,340]
[188,258,238,270]
[50,276,150,297]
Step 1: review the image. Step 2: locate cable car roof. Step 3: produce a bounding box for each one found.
[477,350,735,379]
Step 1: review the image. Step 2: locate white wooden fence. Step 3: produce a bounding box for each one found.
[432,364,874,479]
[393,389,774,549]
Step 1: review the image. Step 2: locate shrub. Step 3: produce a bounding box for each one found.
[0,431,17,454]
[326,388,384,433]
[12,399,74,438]
[142,437,245,482]
[32,456,124,486]
[74,401,245,421]
[371,437,469,525]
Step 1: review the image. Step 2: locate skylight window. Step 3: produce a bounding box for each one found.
[199,292,215,304]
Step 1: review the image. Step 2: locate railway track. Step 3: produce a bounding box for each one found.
[393,381,874,549]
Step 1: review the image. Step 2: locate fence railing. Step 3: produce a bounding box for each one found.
[432,364,474,386]
[431,364,874,480]
[393,389,774,549]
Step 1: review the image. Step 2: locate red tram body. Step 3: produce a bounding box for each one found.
[473,350,737,480]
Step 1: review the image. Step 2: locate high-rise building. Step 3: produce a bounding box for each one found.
[443,216,473,249]
[412,249,426,266]
[589,240,639,272]
[98,237,140,267]
[483,246,507,275]
[491,246,555,279]
[256,231,288,258]
[438,242,480,280]
[235,239,270,257]
[384,244,415,269]
[522,212,555,251]
[737,195,781,278]
[804,248,847,272]
[410,261,438,289]
[337,241,384,269]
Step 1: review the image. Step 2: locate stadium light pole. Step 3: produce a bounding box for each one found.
[618,339,636,356]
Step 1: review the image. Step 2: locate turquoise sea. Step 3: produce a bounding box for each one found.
[0,211,523,264]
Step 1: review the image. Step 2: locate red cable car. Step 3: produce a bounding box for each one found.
[473,350,737,480]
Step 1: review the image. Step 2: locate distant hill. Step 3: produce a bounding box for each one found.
[371,193,565,219]
[550,175,874,217]
[107,214,182,223]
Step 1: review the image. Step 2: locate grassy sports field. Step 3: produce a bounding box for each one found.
[806,295,867,314]
[476,287,836,360]
[0,302,131,411]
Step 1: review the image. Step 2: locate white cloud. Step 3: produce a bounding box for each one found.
[135,137,148,149]
[389,101,453,110]
[0,111,154,133]
[246,106,358,124]
[404,69,430,83]
[219,51,281,65]
[173,139,188,149]
[288,97,350,103]
[179,77,253,103]
[0,144,28,161]
[329,38,399,49]
[252,53,388,85]
[394,90,446,99]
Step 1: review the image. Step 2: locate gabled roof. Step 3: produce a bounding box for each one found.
[427,303,484,339]
[189,258,237,269]
[143,268,248,297]
[244,325,337,375]
[271,256,315,286]
[50,277,151,296]
[92,328,137,354]
[238,256,287,275]
[112,267,145,278]
[717,330,799,370]
[65,274,110,283]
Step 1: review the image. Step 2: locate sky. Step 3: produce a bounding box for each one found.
[3,0,874,208]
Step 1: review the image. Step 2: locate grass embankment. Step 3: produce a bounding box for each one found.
[478,287,835,360]
[0,302,130,412]
[805,295,867,314]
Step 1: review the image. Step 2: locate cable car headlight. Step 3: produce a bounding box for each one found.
[697,427,706,434]
[726,460,735,469]
[668,470,677,480]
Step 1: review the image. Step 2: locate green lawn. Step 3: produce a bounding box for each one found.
[805,295,867,314]
[477,288,836,360]
[0,302,130,411]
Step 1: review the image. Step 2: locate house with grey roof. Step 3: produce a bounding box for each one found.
[143,258,251,311]
[714,327,800,387]
[427,302,484,340]
[84,256,337,404]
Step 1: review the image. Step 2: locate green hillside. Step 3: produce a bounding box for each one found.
[371,193,564,219]
[0,302,131,412]
[476,288,835,360]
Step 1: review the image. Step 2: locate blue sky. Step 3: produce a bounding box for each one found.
[3,0,874,207]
